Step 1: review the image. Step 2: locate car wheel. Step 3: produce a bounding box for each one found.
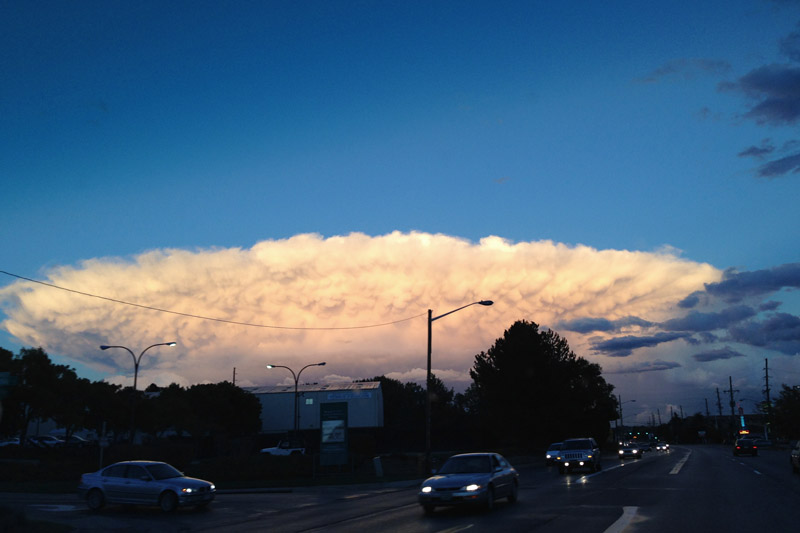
[485,486,495,512]
[422,504,435,515]
[508,480,518,503]
[86,489,105,511]
[159,491,178,512]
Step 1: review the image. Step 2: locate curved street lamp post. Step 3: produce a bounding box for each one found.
[99,342,177,443]
[267,362,327,435]
[426,300,493,474]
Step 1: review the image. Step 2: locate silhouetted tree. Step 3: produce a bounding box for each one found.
[773,384,800,438]
[468,320,617,449]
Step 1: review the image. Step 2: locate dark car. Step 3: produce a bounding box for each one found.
[734,438,758,456]
[418,452,518,514]
[618,443,641,460]
[556,437,601,474]
[77,460,215,512]
[545,442,562,465]
[791,441,800,474]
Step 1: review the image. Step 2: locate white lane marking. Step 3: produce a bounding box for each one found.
[435,526,474,533]
[27,504,81,512]
[604,506,639,533]
[669,450,691,474]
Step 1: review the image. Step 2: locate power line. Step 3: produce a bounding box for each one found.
[0,270,426,331]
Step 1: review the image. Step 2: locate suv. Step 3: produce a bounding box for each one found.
[260,439,305,456]
[557,438,601,474]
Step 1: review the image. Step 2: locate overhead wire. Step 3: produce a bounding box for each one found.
[0,270,426,330]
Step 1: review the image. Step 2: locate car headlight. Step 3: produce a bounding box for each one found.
[464,484,481,492]
[618,450,624,455]
[421,486,432,493]
[210,484,215,491]
[546,454,552,459]
[181,488,194,493]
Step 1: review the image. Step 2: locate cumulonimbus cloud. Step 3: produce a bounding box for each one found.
[0,232,720,389]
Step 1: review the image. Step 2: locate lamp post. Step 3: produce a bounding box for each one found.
[426,300,493,474]
[267,362,326,435]
[99,341,177,443]
[618,396,636,439]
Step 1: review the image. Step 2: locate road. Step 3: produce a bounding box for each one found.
[8,444,800,532]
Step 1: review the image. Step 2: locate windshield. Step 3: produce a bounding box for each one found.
[563,440,592,450]
[438,455,492,474]
[145,463,183,480]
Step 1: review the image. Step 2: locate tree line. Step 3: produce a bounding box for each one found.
[2,320,696,453]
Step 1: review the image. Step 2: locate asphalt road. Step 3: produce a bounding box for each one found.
[7,444,800,532]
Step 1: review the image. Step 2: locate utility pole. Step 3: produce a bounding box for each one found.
[724,377,739,440]
[232,367,236,386]
[763,358,772,437]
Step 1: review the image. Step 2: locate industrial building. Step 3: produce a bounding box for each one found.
[247,381,384,434]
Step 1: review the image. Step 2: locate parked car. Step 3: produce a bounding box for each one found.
[0,437,20,447]
[77,460,215,512]
[418,452,518,514]
[790,441,800,474]
[28,435,64,448]
[734,438,758,456]
[618,443,641,460]
[556,437,601,474]
[260,439,305,455]
[545,442,562,465]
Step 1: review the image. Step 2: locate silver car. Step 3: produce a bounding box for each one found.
[77,460,215,512]
[418,452,519,514]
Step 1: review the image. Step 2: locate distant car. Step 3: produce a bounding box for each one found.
[260,439,305,455]
[65,435,91,447]
[418,452,518,514]
[618,443,641,460]
[734,438,758,456]
[545,442,562,465]
[28,435,64,448]
[655,442,670,452]
[77,460,215,512]
[790,441,800,474]
[556,438,601,474]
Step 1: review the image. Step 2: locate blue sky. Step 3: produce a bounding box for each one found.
[2,1,799,423]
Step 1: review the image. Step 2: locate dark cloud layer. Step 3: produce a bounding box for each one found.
[704,263,800,303]
[572,263,800,361]
[592,332,690,357]
[661,305,758,332]
[558,316,653,334]
[606,360,682,374]
[692,346,746,362]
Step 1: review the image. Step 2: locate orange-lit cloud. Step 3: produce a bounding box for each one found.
[0,232,720,390]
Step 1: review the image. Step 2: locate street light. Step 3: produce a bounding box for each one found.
[99,342,177,391]
[426,300,493,473]
[99,341,177,443]
[618,396,636,437]
[266,362,327,434]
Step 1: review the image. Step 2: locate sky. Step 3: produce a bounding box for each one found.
[2,0,799,426]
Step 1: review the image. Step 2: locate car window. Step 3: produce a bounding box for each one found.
[103,465,127,478]
[439,456,492,474]
[145,463,183,480]
[126,465,149,480]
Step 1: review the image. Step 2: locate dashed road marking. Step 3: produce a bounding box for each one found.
[604,506,639,533]
[669,450,691,474]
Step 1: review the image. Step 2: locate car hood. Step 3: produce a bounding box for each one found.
[422,473,490,489]
[159,476,214,489]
